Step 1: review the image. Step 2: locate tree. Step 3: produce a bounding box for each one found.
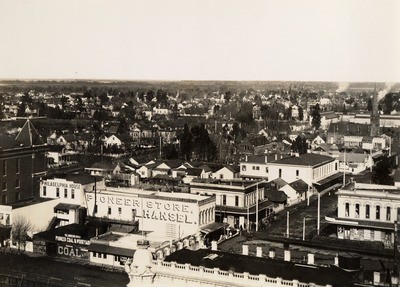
[367,97,373,112]
[372,156,393,185]
[11,216,33,253]
[291,136,308,154]
[311,103,321,130]
[179,123,192,160]
[298,106,304,121]
[163,144,179,160]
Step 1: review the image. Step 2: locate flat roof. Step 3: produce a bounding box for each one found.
[271,154,335,167]
[165,249,355,287]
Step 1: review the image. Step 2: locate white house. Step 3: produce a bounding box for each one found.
[212,166,240,180]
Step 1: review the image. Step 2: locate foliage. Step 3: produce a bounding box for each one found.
[291,136,308,154]
[179,123,192,160]
[11,216,33,253]
[311,103,321,130]
[162,143,179,160]
[372,156,394,185]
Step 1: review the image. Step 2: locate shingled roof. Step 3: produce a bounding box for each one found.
[15,119,45,147]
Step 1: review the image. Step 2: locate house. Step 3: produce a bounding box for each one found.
[56,134,78,150]
[307,134,326,150]
[103,134,132,148]
[85,162,121,177]
[279,179,308,205]
[239,153,284,180]
[212,165,240,180]
[318,111,339,130]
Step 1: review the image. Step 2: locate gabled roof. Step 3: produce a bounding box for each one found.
[89,162,118,171]
[288,179,308,194]
[15,119,45,146]
[59,134,77,142]
[186,167,203,177]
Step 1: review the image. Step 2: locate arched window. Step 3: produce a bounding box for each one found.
[387,206,391,221]
[376,206,381,220]
[365,204,370,219]
[345,203,350,217]
[355,204,360,218]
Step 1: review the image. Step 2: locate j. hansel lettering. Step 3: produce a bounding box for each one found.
[142,209,194,224]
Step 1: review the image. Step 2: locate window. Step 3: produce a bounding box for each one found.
[108,207,112,215]
[266,167,269,173]
[222,195,226,205]
[1,195,6,204]
[132,209,136,220]
[220,174,224,179]
[16,158,20,174]
[335,163,338,170]
[43,186,47,196]
[376,206,381,220]
[355,204,360,218]
[56,188,60,197]
[15,179,20,189]
[252,166,255,170]
[279,169,282,178]
[64,189,68,198]
[2,160,6,176]
[15,192,20,201]
[256,166,259,171]
[235,196,239,207]
[71,189,75,199]
[366,205,370,219]
[118,207,122,215]
[94,204,98,214]
[2,182,7,191]
[387,206,391,221]
[296,170,299,177]
[345,203,350,217]
[242,165,246,171]
[93,252,97,257]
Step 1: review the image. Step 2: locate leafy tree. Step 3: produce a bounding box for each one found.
[372,156,393,185]
[367,97,372,111]
[11,216,32,253]
[291,136,308,154]
[117,117,129,134]
[163,144,179,160]
[311,103,321,130]
[179,123,192,160]
[236,102,253,124]
[146,90,155,102]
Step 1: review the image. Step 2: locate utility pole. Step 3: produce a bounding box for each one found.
[317,192,321,235]
[286,211,290,238]
[256,182,259,232]
[303,217,306,241]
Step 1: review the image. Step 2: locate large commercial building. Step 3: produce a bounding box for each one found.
[326,182,400,248]
[0,120,48,205]
[189,179,273,229]
[85,187,216,239]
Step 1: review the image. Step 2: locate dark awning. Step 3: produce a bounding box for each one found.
[54,203,81,212]
[200,222,229,234]
[325,216,395,230]
[314,172,343,186]
[88,243,135,257]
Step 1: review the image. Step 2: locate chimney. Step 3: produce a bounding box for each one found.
[269,248,276,259]
[307,253,315,265]
[211,241,218,251]
[242,245,249,255]
[373,272,381,285]
[256,246,263,257]
[371,85,380,137]
[284,250,291,262]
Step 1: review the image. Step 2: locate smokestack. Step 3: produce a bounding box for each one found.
[370,84,380,137]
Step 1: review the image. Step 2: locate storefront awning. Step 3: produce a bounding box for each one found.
[325,216,395,230]
[88,243,135,257]
[314,172,343,186]
[54,203,81,212]
[200,222,229,235]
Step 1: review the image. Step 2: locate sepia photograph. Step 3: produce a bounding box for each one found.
[0,0,400,286]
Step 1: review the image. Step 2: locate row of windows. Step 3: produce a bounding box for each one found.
[345,203,398,221]
[107,207,136,217]
[241,165,268,173]
[1,158,20,176]
[1,193,20,204]
[92,252,107,259]
[1,179,20,191]
[43,187,75,199]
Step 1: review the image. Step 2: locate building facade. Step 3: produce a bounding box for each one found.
[0,120,48,204]
[326,182,400,248]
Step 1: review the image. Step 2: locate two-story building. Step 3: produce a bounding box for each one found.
[325,182,400,248]
[266,153,341,194]
[189,179,273,229]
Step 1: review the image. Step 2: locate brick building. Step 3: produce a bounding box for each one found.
[0,120,48,204]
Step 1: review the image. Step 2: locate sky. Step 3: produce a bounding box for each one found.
[0,0,399,82]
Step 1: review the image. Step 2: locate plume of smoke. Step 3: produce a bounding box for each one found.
[377,82,395,101]
[336,82,350,93]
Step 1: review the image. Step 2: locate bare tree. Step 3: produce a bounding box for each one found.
[11,216,33,253]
